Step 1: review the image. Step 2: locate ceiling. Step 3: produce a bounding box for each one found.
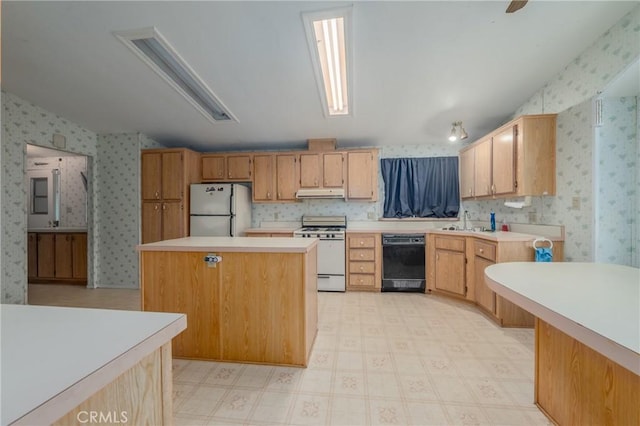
[3,1,637,152]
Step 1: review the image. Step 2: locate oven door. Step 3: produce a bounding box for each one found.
[316,239,345,275]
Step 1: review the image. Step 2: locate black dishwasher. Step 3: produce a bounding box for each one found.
[381,234,426,292]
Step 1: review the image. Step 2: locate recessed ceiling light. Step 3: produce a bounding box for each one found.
[114,27,238,123]
[303,7,353,117]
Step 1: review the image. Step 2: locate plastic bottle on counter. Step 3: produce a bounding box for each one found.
[501,219,509,232]
[490,211,496,231]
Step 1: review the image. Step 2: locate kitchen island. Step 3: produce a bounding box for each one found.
[1,305,185,425]
[485,262,639,425]
[137,236,318,367]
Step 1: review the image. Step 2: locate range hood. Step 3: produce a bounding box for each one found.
[295,188,345,199]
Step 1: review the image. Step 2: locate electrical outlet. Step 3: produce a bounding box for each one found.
[274,212,279,220]
[367,211,376,220]
[528,211,538,223]
[571,197,581,210]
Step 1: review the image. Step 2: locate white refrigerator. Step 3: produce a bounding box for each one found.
[189,184,252,237]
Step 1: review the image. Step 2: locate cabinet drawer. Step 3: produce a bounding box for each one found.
[349,248,375,261]
[349,273,375,288]
[349,235,375,248]
[434,236,465,252]
[474,241,497,261]
[349,261,375,274]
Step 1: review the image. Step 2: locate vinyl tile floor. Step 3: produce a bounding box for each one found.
[29,285,551,425]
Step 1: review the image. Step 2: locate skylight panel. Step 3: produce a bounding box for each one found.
[303,7,353,117]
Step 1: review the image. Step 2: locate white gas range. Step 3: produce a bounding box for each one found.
[293,216,346,292]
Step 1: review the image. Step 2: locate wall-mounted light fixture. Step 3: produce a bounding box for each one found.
[448,121,468,142]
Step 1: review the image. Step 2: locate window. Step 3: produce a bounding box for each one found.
[31,177,48,214]
[381,157,460,218]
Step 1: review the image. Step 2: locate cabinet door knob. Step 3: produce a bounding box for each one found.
[277,192,281,199]
[162,204,166,210]
[359,266,364,271]
[479,248,484,253]
[267,192,271,199]
[154,204,159,211]
[360,253,364,258]
[360,241,364,245]
[155,190,159,199]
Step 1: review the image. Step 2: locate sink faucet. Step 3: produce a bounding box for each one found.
[463,210,471,230]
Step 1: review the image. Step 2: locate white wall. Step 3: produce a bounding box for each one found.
[595,96,638,266]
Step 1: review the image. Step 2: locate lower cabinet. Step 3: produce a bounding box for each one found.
[433,236,466,297]
[29,232,87,284]
[428,233,564,327]
[346,233,381,291]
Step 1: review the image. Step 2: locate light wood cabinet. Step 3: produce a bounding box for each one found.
[201,154,252,182]
[322,152,344,187]
[432,236,466,297]
[202,148,378,202]
[459,148,475,199]
[460,114,556,200]
[226,154,252,180]
[252,153,299,203]
[275,154,298,201]
[29,232,87,284]
[347,150,378,201]
[347,233,381,291]
[491,124,516,195]
[141,148,200,243]
[201,155,226,181]
[473,138,492,197]
[140,247,318,366]
[427,232,565,327]
[299,152,344,189]
[473,241,497,314]
[252,154,275,201]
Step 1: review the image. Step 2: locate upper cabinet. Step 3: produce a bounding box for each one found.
[347,150,378,201]
[202,153,252,182]
[460,114,556,200]
[299,152,344,189]
[252,153,299,203]
[141,148,200,243]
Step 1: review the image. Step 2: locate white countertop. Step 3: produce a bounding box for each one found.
[27,227,87,233]
[137,236,318,253]
[1,305,185,426]
[485,262,639,375]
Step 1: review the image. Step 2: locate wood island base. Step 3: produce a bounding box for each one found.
[535,318,639,425]
[52,344,173,425]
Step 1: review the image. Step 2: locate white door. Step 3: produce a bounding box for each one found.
[190,216,232,237]
[190,184,232,215]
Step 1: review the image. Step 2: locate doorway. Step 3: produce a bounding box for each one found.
[26,144,93,287]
